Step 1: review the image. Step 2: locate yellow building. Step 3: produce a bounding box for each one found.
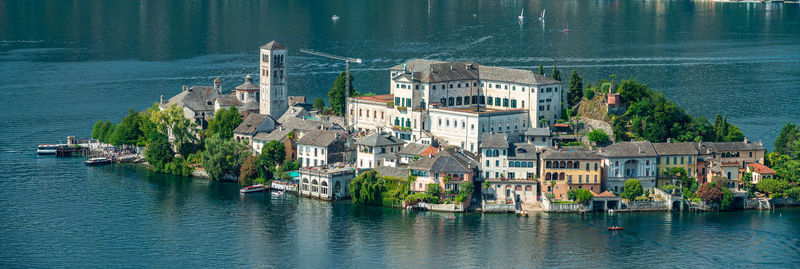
[652,142,699,188]
[540,147,603,201]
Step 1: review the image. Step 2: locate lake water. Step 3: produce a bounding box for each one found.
[2,0,800,267]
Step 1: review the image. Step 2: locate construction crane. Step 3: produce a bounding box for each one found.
[299,49,362,133]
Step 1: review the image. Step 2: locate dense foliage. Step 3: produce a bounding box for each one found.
[313,98,325,110]
[697,182,723,203]
[755,178,790,196]
[587,129,610,144]
[199,134,251,180]
[567,188,594,203]
[774,122,800,156]
[608,79,744,143]
[567,70,583,108]
[327,72,356,116]
[350,171,412,206]
[207,107,242,140]
[551,65,561,81]
[621,179,643,200]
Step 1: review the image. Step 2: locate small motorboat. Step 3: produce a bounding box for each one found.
[538,9,546,22]
[274,190,284,195]
[331,15,340,21]
[85,157,111,166]
[563,28,570,33]
[607,226,625,231]
[518,9,524,21]
[240,184,267,194]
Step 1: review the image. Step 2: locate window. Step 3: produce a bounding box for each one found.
[680,157,685,164]
[471,124,475,131]
[496,160,500,166]
[666,158,670,165]
[495,84,501,89]
[432,85,437,90]
[496,97,501,106]
[448,97,454,106]
[594,163,598,171]
[450,84,453,88]
[456,97,462,105]
[511,99,517,108]
[395,97,400,106]
[406,99,411,107]
[487,97,493,105]
[438,118,442,126]
[486,160,490,167]
[688,157,693,163]
[512,86,516,91]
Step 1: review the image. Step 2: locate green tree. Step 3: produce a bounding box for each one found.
[91,120,103,139]
[537,64,544,75]
[617,80,650,104]
[720,187,734,210]
[327,71,355,116]
[567,189,594,203]
[426,183,441,198]
[587,129,610,144]
[239,155,260,185]
[785,187,800,200]
[199,134,251,180]
[207,107,242,140]
[97,121,113,143]
[144,131,174,172]
[551,65,561,81]
[567,70,583,108]
[584,89,595,100]
[258,140,286,174]
[349,170,384,205]
[110,108,145,146]
[313,98,326,110]
[756,178,790,196]
[723,124,744,142]
[621,179,643,200]
[150,105,199,157]
[774,122,799,155]
[612,117,630,142]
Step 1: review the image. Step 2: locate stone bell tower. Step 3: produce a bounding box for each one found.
[259,40,289,118]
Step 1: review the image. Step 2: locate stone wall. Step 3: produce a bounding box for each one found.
[770,197,800,207]
[483,203,516,213]
[542,196,590,212]
[623,200,667,211]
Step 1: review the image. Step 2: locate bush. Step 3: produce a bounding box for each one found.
[662,185,679,194]
[426,183,441,198]
[587,129,610,144]
[697,182,723,203]
[567,189,594,203]
[756,178,790,196]
[621,179,643,200]
[785,187,800,200]
[720,187,734,210]
[584,89,595,100]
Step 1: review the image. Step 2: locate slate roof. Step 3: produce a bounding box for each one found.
[480,133,508,148]
[253,128,290,142]
[278,107,311,123]
[237,101,260,113]
[234,114,273,135]
[652,142,700,156]
[389,59,562,85]
[374,166,410,179]
[280,116,340,133]
[540,146,601,160]
[509,143,539,160]
[599,141,657,157]
[478,65,561,85]
[163,86,220,113]
[408,148,473,173]
[355,132,403,147]
[700,141,766,152]
[297,130,345,147]
[398,143,434,156]
[747,163,775,174]
[525,127,551,136]
[215,94,243,107]
[260,40,286,50]
[235,75,259,92]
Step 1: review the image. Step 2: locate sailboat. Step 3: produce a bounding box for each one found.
[518,9,525,21]
[539,9,546,22]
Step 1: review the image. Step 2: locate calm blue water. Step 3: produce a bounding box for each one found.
[2,0,800,267]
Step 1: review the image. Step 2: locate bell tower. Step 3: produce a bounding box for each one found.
[259,40,289,118]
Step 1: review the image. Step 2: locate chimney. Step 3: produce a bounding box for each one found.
[639,147,644,154]
[759,140,763,146]
[744,137,748,144]
[160,95,164,104]
[450,65,454,70]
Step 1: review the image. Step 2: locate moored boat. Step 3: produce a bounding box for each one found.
[37,144,61,155]
[607,226,625,231]
[240,184,268,194]
[85,157,111,166]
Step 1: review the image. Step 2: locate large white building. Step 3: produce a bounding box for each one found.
[347,59,563,154]
[599,141,658,192]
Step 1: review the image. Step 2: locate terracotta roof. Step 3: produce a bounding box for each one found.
[399,143,437,156]
[747,163,775,174]
[595,191,617,198]
[260,40,286,50]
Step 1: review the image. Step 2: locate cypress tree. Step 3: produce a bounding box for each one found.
[551,65,561,81]
[537,64,544,75]
[567,70,583,107]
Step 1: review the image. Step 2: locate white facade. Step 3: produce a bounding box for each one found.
[259,42,289,119]
[355,144,402,169]
[298,166,358,200]
[603,157,657,192]
[481,147,509,180]
[298,144,329,167]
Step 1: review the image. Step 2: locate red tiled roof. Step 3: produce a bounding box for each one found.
[595,191,617,198]
[420,146,439,157]
[354,94,393,103]
[747,163,775,174]
[553,124,569,128]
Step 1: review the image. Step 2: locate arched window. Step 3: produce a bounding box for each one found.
[509,161,514,167]
[440,97,446,105]
[521,162,527,168]
[446,119,450,127]
[406,119,411,127]
[493,149,499,156]
[574,161,580,169]
[546,161,551,168]
[567,161,573,169]
[462,121,466,129]
[515,161,521,167]
[525,185,533,191]
[559,172,566,180]
[456,97,462,105]
[528,162,534,167]
[463,96,470,105]
[438,118,442,126]
[560,161,566,168]
[515,185,523,191]
[448,97,454,106]
[545,172,551,180]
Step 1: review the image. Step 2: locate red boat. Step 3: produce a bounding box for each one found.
[607,226,625,231]
[240,184,268,194]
